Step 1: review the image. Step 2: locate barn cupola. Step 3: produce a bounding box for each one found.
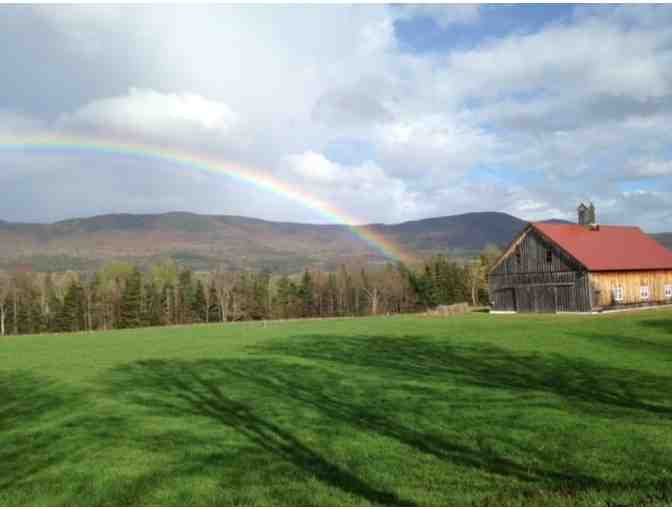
[577,202,597,229]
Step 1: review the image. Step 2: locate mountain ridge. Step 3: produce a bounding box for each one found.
[0,211,667,273]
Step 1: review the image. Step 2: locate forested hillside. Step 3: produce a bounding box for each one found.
[0,211,527,272]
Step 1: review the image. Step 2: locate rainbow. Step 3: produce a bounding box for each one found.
[0,134,416,262]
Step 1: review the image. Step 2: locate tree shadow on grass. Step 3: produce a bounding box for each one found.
[572,330,672,361]
[103,340,672,505]
[258,334,672,419]
[0,371,86,496]
[202,359,594,487]
[104,359,413,506]
[639,318,672,336]
[0,370,147,505]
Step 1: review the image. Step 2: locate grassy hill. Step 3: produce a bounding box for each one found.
[2,311,672,505]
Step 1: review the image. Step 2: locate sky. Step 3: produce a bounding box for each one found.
[1,4,672,231]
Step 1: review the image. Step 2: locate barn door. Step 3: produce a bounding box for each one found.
[494,288,516,311]
[515,286,557,313]
[540,286,557,313]
[514,287,532,312]
[533,286,557,313]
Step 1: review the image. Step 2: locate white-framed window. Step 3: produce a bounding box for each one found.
[613,286,624,302]
[640,286,650,301]
[665,284,672,299]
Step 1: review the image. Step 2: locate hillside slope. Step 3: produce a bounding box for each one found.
[0,211,658,272]
[652,233,672,251]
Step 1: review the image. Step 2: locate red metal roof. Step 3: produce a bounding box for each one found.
[532,222,672,271]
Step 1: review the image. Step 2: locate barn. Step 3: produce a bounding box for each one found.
[488,203,672,313]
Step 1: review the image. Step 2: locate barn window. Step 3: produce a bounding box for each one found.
[545,248,552,264]
[515,246,522,268]
[613,286,624,302]
[640,286,650,301]
[665,284,672,299]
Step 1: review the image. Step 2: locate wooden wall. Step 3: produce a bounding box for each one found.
[489,228,591,312]
[590,270,672,308]
[491,228,578,276]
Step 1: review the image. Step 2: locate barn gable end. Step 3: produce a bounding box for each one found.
[489,225,592,313]
[489,204,672,313]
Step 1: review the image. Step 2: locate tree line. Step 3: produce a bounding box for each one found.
[0,246,501,336]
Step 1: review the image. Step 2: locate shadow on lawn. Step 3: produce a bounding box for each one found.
[6,329,672,505]
[261,334,672,418]
[573,330,672,360]
[105,358,412,506]
[0,370,139,505]
[103,333,672,504]
[0,371,84,494]
[638,318,672,336]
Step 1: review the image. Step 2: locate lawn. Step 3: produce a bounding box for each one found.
[1,311,672,506]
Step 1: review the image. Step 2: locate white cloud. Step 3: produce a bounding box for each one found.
[392,5,480,28]
[442,19,672,101]
[626,159,672,179]
[284,151,429,223]
[373,114,500,184]
[286,151,341,184]
[59,88,238,139]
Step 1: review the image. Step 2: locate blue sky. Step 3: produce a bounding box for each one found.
[395,4,576,54]
[1,4,672,231]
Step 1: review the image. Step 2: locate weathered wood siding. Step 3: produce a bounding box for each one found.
[590,270,672,308]
[489,228,591,312]
[492,228,578,275]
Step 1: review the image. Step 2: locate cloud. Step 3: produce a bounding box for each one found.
[392,5,481,28]
[372,114,500,184]
[442,18,672,101]
[624,159,672,179]
[284,151,429,223]
[58,88,238,141]
[3,4,672,232]
[313,83,393,128]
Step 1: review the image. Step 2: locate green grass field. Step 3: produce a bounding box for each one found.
[2,311,672,506]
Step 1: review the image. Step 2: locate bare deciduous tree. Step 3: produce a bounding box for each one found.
[212,266,237,323]
[0,272,10,336]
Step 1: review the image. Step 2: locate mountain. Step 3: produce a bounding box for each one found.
[652,233,672,251]
[0,210,659,273]
[377,212,527,252]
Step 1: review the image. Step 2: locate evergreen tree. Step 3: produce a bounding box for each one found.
[207,281,221,322]
[161,284,176,325]
[4,292,16,335]
[326,273,338,316]
[47,288,63,332]
[16,297,30,335]
[119,267,142,329]
[59,280,85,332]
[299,270,314,318]
[193,279,207,322]
[142,281,162,327]
[409,264,435,310]
[275,275,290,319]
[177,268,195,323]
[253,271,270,320]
